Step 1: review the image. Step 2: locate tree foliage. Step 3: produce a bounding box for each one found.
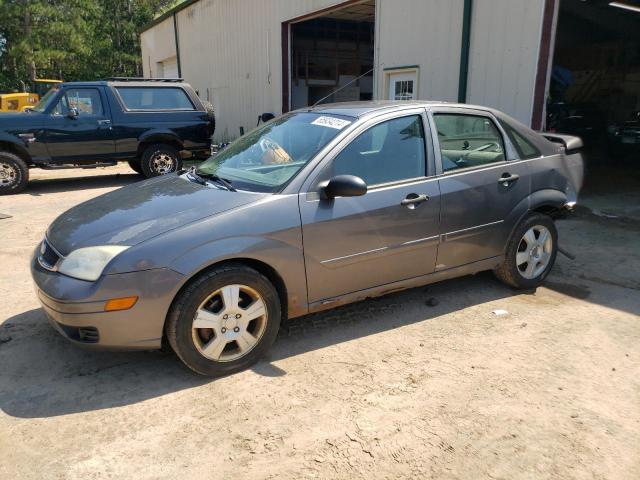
[0,0,177,91]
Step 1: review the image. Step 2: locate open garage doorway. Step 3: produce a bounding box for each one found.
[549,0,640,219]
[286,0,375,111]
[550,1,640,151]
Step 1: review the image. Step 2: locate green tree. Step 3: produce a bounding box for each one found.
[0,0,176,91]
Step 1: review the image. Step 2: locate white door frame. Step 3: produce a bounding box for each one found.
[384,66,420,101]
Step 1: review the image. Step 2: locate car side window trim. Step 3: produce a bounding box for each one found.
[302,109,434,197]
[428,108,518,176]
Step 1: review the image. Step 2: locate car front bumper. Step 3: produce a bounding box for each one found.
[31,251,186,350]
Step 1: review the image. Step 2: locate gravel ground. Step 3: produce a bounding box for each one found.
[0,166,638,479]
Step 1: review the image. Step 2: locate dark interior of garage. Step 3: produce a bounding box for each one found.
[550,0,639,215]
[290,1,375,109]
[550,0,640,154]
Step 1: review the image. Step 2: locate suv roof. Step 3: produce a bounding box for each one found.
[57,78,189,88]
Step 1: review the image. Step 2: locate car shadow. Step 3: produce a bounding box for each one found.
[25,171,142,195]
[1,272,524,419]
[2,268,635,420]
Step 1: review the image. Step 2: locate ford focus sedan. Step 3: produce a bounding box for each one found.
[32,101,584,376]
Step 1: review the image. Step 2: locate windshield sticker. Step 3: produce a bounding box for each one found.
[311,116,352,130]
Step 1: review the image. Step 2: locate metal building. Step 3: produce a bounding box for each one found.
[140,0,640,143]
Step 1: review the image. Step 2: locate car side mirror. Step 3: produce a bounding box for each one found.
[323,175,367,199]
[67,107,79,119]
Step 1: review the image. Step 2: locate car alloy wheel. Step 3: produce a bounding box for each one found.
[151,152,177,174]
[191,284,268,362]
[0,161,18,188]
[516,225,553,279]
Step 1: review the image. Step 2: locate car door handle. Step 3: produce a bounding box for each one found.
[18,133,36,143]
[498,173,519,186]
[97,119,112,126]
[401,193,429,208]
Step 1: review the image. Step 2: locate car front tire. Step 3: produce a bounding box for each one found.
[0,151,29,195]
[166,264,282,376]
[140,143,182,178]
[495,213,558,289]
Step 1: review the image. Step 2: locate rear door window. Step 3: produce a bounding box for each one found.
[433,113,506,172]
[116,87,195,111]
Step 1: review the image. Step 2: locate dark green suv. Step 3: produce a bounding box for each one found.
[0,78,215,195]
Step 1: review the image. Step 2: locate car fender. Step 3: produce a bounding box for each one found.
[502,188,568,250]
[138,129,184,149]
[168,235,309,318]
[0,131,31,160]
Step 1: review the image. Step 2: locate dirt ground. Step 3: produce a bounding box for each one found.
[0,165,638,480]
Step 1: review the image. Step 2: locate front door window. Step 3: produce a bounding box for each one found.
[52,88,104,116]
[327,115,426,186]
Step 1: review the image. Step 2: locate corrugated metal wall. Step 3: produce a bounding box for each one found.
[466,0,545,125]
[376,0,464,102]
[141,0,546,139]
[143,0,343,141]
[140,17,177,74]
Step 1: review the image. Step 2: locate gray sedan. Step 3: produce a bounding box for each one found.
[31,101,584,376]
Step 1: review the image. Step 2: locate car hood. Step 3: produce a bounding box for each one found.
[0,111,44,129]
[47,174,267,255]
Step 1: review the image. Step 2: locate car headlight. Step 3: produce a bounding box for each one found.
[57,246,129,281]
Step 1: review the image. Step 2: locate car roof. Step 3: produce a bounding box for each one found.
[297,100,497,118]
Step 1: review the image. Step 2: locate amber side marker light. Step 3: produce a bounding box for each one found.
[104,296,138,312]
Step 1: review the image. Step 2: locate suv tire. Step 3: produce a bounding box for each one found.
[495,213,558,289]
[140,143,182,178]
[166,264,282,376]
[128,160,143,175]
[0,151,29,195]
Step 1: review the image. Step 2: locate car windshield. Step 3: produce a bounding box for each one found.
[196,112,354,192]
[31,88,59,113]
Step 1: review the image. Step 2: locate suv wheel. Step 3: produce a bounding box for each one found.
[141,143,182,178]
[495,213,558,289]
[166,264,281,376]
[0,152,29,195]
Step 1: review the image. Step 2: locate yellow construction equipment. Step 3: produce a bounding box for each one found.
[0,79,62,113]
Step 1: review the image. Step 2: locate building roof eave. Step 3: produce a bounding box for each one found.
[140,0,201,33]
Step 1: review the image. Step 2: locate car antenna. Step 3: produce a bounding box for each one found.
[309,66,376,110]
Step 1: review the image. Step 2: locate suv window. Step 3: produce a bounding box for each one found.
[434,113,505,172]
[53,88,103,116]
[116,87,194,111]
[329,115,426,186]
[501,122,541,159]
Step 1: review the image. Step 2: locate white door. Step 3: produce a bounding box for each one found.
[388,71,418,100]
[161,57,179,78]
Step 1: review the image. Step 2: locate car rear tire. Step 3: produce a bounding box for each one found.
[495,213,558,289]
[0,151,29,195]
[140,143,182,178]
[166,264,281,376]
[128,160,143,175]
